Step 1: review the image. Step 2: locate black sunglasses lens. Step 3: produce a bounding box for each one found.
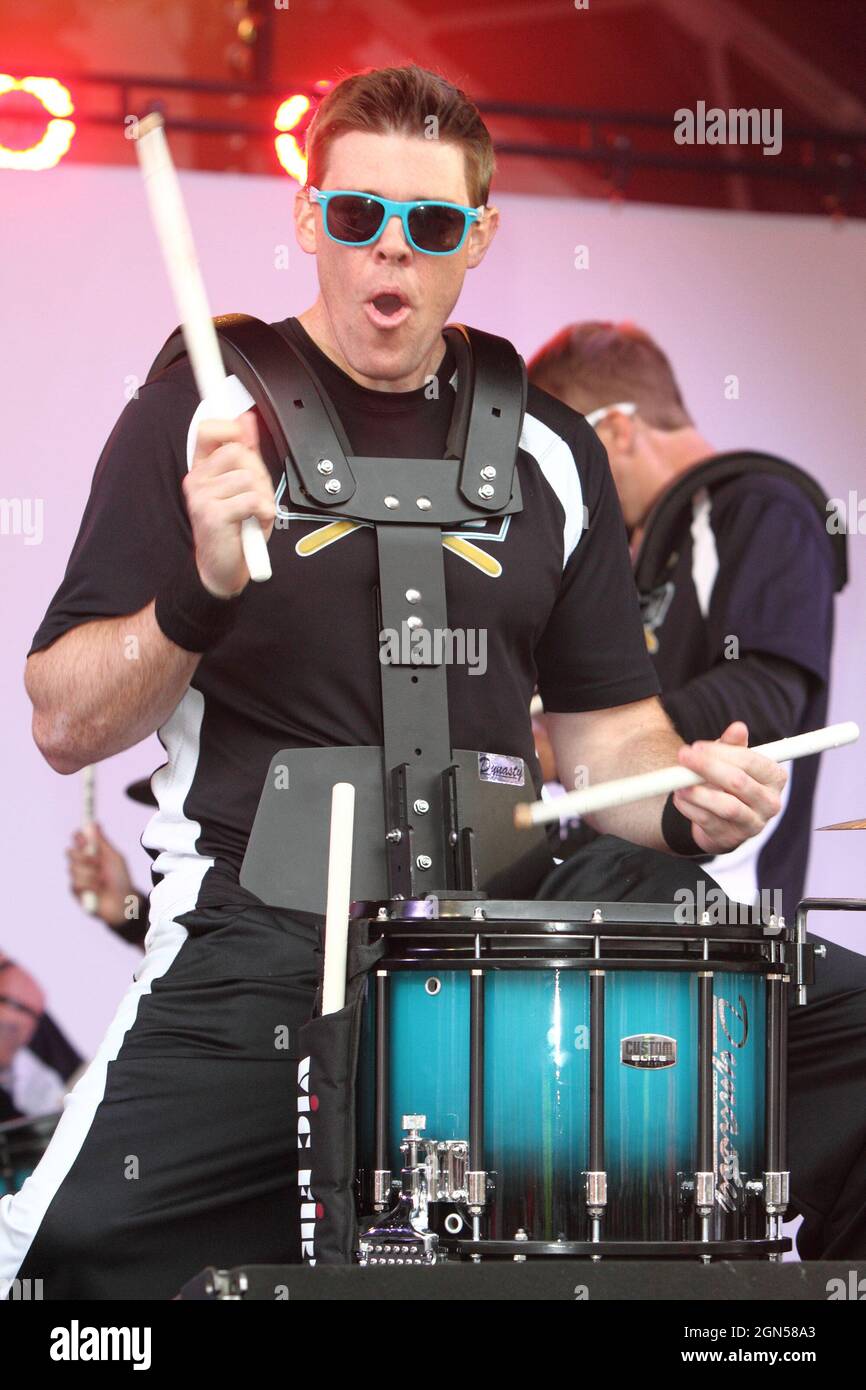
[326,195,385,244]
[407,203,467,251]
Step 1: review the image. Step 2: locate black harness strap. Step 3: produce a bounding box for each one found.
[376,523,454,895]
[146,315,526,524]
[445,323,528,512]
[634,450,848,595]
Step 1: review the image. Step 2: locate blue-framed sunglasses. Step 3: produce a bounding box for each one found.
[308,187,485,256]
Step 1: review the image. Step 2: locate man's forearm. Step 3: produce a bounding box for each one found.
[25,602,201,773]
[546,697,784,859]
[546,700,686,853]
[581,725,684,852]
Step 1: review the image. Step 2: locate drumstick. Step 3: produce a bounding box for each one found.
[81,765,99,914]
[133,112,271,583]
[515,721,860,829]
[322,783,356,1015]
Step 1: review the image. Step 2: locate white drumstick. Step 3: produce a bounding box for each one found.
[322,783,356,1015]
[133,112,271,583]
[81,764,98,914]
[515,721,860,829]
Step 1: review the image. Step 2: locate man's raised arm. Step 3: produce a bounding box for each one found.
[25,408,275,775]
[25,606,201,775]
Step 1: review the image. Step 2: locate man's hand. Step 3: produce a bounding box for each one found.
[185,409,276,598]
[544,701,787,855]
[67,825,139,929]
[673,720,787,855]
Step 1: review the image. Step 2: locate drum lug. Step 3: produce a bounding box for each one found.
[584,1170,608,1216]
[467,1170,488,1213]
[373,1170,392,1209]
[435,1140,469,1202]
[584,1170,608,1248]
[762,1170,790,1251]
[762,1170,790,1215]
[694,1170,715,1215]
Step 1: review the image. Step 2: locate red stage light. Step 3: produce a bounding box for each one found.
[274,81,332,182]
[0,76,76,170]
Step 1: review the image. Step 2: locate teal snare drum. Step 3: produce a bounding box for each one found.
[357,900,796,1260]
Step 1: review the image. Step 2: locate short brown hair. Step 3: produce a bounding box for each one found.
[305,64,495,208]
[528,321,693,430]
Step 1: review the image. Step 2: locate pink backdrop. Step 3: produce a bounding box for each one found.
[1,163,865,1055]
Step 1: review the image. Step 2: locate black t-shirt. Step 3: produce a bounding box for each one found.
[29,317,659,918]
[638,469,835,917]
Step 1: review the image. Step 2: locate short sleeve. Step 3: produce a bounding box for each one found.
[535,428,660,712]
[28,371,200,655]
[706,483,835,683]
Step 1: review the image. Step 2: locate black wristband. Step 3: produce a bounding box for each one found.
[662,792,703,857]
[154,548,247,653]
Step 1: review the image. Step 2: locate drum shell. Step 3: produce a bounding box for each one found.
[357,929,771,1244]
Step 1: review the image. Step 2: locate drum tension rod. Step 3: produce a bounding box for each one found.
[695,966,716,1253]
[586,957,608,1248]
[763,958,790,1256]
[373,969,391,1210]
[467,965,488,1242]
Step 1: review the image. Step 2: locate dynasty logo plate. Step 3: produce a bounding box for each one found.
[477,753,525,787]
[620,1034,678,1069]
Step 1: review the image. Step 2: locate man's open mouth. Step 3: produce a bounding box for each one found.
[365,292,412,329]
[371,293,406,316]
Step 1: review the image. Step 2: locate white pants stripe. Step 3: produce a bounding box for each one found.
[0,914,188,1295]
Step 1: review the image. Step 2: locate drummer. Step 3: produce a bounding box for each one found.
[528,320,866,1260]
[3,64,788,1299]
[527,321,837,918]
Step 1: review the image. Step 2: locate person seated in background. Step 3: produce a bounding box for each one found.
[0,957,81,1122]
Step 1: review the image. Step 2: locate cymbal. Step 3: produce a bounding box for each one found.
[816,818,866,831]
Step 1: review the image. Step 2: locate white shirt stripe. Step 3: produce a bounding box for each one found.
[520,411,585,568]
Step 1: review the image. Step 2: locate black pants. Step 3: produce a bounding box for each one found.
[2,903,320,1300]
[3,842,864,1299]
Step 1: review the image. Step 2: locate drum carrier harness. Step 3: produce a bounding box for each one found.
[147,312,550,913]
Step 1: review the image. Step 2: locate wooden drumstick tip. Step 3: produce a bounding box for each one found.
[513,802,533,830]
[135,111,165,141]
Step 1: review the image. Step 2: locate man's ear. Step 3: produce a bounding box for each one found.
[465,204,499,270]
[608,409,640,453]
[294,188,317,255]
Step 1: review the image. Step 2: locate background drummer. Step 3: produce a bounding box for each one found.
[528,320,837,919]
[528,320,866,1260]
